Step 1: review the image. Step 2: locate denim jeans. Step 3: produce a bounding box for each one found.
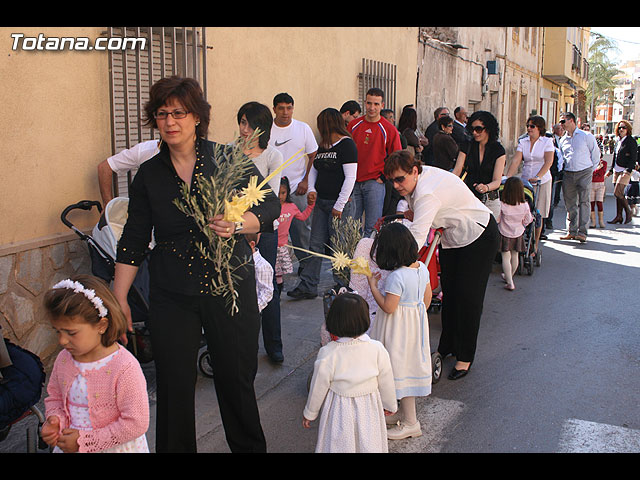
[296,197,355,295]
[352,179,386,237]
[256,230,282,356]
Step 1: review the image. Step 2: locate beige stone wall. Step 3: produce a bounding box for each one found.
[0,238,92,370]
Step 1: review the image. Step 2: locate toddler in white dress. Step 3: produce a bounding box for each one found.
[302,293,397,453]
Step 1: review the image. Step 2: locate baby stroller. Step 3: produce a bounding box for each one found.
[60,199,153,363]
[499,179,541,276]
[0,334,48,452]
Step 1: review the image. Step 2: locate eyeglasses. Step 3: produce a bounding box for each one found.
[471,126,486,133]
[390,175,408,185]
[445,124,453,129]
[154,109,190,120]
[526,124,537,129]
[559,119,565,124]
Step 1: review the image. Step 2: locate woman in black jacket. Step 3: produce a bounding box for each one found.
[113,76,279,453]
[606,120,638,224]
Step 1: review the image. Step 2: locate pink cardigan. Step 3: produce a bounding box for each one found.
[44,344,149,453]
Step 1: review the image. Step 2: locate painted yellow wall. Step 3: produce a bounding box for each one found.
[204,27,419,143]
[1,27,111,247]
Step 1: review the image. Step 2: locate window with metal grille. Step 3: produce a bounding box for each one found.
[105,26,208,197]
[358,58,397,115]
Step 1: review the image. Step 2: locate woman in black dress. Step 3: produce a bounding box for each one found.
[113,76,280,453]
[452,111,506,220]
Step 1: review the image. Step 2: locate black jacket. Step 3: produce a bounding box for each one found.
[116,138,280,296]
[612,135,638,172]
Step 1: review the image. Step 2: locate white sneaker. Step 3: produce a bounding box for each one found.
[387,420,422,440]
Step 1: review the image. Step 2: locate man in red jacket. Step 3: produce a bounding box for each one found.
[348,87,402,236]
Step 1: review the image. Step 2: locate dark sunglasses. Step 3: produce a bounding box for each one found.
[526,124,537,129]
[619,126,627,130]
[471,126,486,133]
[390,175,408,184]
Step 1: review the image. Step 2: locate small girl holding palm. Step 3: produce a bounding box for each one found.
[367,222,432,441]
[303,293,397,453]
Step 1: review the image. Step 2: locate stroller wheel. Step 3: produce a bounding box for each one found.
[526,258,534,275]
[198,350,214,378]
[431,352,443,385]
[535,248,542,267]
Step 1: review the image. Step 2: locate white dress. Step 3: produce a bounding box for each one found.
[53,349,149,453]
[305,335,396,453]
[370,263,432,399]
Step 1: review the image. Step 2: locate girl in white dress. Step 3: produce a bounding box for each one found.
[367,222,432,440]
[302,293,397,453]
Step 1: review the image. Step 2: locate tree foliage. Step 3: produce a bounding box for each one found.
[587,34,624,121]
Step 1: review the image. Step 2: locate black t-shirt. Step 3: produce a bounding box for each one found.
[313,137,358,200]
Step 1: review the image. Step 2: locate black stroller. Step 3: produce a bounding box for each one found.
[60,199,153,363]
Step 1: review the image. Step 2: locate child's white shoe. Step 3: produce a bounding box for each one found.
[387,420,422,440]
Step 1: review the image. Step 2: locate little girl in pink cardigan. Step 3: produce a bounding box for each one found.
[41,274,150,453]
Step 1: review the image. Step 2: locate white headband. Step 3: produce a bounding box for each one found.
[52,279,109,318]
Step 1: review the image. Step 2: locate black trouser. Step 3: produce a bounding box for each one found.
[437,216,500,364]
[148,274,266,453]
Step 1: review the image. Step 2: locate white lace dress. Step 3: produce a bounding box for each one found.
[53,349,149,453]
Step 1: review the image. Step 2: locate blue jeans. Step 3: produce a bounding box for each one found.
[256,230,282,356]
[296,197,355,295]
[352,179,386,237]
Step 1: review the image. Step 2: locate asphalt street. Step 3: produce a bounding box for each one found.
[3,155,639,454]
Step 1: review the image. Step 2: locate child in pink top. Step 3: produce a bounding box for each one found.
[275,176,315,291]
[497,177,533,291]
[41,274,150,453]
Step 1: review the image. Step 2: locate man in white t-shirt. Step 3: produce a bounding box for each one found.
[97,139,161,205]
[269,93,318,270]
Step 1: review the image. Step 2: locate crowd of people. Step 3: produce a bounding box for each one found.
[40,76,638,454]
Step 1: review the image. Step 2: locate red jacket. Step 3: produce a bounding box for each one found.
[349,116,402,182]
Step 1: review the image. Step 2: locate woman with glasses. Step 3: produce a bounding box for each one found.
[453,111,506,220]
[385,150,499,381]
[113,76,279,453]
[606,120,637,224]
[431,115,459,171]
[506,115,555,255]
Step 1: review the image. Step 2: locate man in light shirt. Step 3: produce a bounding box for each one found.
[97,139,161,206]
[269,93,318,271]
[557,112,601,243]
